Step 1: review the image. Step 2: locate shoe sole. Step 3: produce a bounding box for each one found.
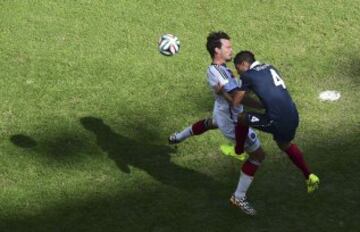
[229,198,256,216]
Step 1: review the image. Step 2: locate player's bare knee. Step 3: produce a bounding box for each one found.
[249,147,266,162]
[277,141,291,151]
[237,113,247,125]
[204,117,218,130]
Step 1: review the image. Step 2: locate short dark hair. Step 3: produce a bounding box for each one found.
[233,51,256,65]
[206,31,230,58]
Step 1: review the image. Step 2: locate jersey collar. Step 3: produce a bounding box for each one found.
[211,62,226,67]
[250,61,261,69]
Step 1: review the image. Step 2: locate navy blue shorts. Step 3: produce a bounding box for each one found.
[244,112,298,143]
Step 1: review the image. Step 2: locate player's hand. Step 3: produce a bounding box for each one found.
[214,83,224,94]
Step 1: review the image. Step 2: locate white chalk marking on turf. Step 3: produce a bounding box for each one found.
[319,90,341,101]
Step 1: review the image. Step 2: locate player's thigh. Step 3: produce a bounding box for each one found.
[244,127,261,153]
[273,126,297,145]
[244,112,276,135]
[213,109,236,140]
[202,116,218,130]
[215,111,261,152]
[271,117,298,144]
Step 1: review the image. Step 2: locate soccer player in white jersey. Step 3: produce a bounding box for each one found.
[169,31,265,216]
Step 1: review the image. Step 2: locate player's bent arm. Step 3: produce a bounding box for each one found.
[213,83,234,103]
[242,94,264,109]
[220,89,234,103]
[213,82,224,94]
[231,90,246,107]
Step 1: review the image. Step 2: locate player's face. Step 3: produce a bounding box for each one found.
[220,39,233,62]
[235,62,249,75]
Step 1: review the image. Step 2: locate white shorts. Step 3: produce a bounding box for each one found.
[212,107,261,153]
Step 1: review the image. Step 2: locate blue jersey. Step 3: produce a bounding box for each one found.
[240,61,298,124]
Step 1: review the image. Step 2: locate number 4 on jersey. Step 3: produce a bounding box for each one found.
[270,69,286,89]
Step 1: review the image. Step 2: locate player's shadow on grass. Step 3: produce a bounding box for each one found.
[80,116,224,193]
[10,134,37,148]
[10,132,92,162]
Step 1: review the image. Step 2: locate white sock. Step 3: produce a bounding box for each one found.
[234,171,254,199]
[176,126,193,141]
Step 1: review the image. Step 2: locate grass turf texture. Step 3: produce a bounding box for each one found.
[0,0,359,231]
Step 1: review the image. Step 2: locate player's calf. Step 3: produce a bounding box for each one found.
[168,117,217,144]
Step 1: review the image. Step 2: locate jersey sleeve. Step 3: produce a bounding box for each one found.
[239,74,251,91]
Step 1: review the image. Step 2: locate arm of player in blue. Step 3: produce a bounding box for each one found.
[239,74,251,91]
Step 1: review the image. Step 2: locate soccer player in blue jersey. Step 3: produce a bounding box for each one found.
[232,50,320,194]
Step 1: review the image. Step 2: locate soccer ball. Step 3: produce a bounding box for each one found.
[158,33,180,56]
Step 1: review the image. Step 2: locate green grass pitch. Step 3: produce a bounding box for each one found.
[0,1,359,231]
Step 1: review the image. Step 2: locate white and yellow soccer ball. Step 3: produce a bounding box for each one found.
[158,33,180,56]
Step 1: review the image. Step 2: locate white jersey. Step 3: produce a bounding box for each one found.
[207,64,244,120]
[206,64,260,153]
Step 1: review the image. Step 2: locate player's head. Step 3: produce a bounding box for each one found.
[234,50,256,74]
[206,31,232,62]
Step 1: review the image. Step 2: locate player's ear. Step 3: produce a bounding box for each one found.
[214,47,221,55]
